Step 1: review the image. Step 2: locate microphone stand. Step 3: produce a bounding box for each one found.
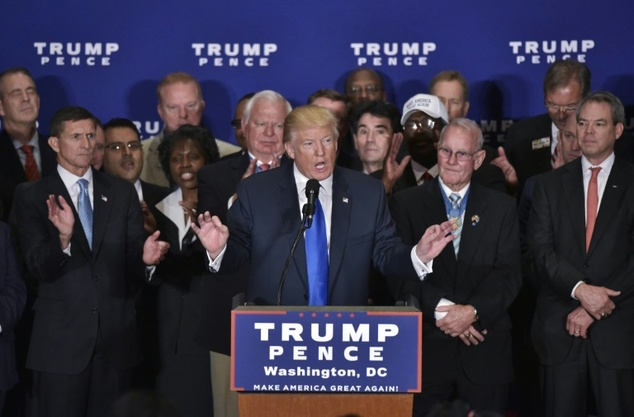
[276,207,309,306]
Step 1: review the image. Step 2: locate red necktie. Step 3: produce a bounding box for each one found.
[20,145,40,180]
[585,167,601,252]
[418,171,434,185]
[551,145,559,168]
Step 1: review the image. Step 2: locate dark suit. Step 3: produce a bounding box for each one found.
[0,222,26,412]
[152,192,213,417]
[528,157,634,416]
[130,180,169,390]
[218,162,418,306]
[504,113,553,195]
[389,179,521,416]
[140,180,170,208]
[195,151,250,354]
[0,130,56,223]
[13,167,147,417]
[505,114,633,197]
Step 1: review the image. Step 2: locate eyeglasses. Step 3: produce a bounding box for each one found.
[437,147,480,162]
[348,85,381,95]
[404,119,437,133]
[105,142,142,152]
[230,119,241,128]
[545,102,577,113]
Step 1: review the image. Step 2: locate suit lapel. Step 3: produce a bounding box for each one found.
[562,160,587,255]
[588,159,628,254]
[276,164,308,288]
[38,134,56,177]
[0,130,28,182]
[427,181,458,274]
[328,168,351,294]
[457,185,486,270]
[91,170,112,258]
[48,171,92,258]
[232,153,250,183]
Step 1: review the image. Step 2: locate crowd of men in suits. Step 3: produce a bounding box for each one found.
[0,59,633,417]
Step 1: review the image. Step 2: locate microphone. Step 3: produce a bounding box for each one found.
[277,179,321,305]
[303,179,320,229]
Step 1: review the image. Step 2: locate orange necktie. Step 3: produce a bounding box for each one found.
[585,167,601,252]
[20,145,40,180]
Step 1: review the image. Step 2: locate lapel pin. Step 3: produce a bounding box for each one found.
[342,197,349,204]
[471,214,480,226]
[101,195,108,202]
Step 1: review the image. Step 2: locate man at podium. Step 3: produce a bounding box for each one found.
[193,104,455,306]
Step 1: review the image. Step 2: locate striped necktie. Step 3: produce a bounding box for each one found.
[448,193,462,255]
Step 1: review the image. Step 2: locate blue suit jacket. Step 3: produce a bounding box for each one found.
[0,222,26,391]
[220,163,418,306]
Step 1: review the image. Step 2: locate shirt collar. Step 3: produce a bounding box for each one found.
[438,176,470,199]
[411,160,438,180]
[248,151,277,167]
[581,152,615,174]
[57,164,93,190]
[134,179,143,201]
[12,131,39,150]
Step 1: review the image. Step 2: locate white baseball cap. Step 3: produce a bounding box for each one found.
[400,94,449,126]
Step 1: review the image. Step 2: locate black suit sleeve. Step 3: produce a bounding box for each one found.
[528,176,586,300]
[388,192,447,319]
[14,186,71,282]
[0,222,26,332]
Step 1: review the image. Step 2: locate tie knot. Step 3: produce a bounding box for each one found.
[449,193,461,208]
[77,178,89,191]
[20,144,34,154]
[590,166,601,179]
[259,163,271,171]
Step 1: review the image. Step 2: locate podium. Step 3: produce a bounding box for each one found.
[231,305,422,417]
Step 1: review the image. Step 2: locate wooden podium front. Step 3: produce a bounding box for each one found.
[232,306,421,417]
[239,393,412,417]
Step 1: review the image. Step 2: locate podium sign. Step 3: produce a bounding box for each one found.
[231,306,421,393]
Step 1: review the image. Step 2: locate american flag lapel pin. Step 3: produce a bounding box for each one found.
[342,197,349,204]
[101,195,108,202]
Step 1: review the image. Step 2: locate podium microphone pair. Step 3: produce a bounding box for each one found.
[277,179,320,305]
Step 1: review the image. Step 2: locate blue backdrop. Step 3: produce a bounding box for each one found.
[1,0,632,145]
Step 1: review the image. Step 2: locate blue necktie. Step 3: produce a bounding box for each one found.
[305,198,328,305]
[77,179,93,250]
[448,193,462,255]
